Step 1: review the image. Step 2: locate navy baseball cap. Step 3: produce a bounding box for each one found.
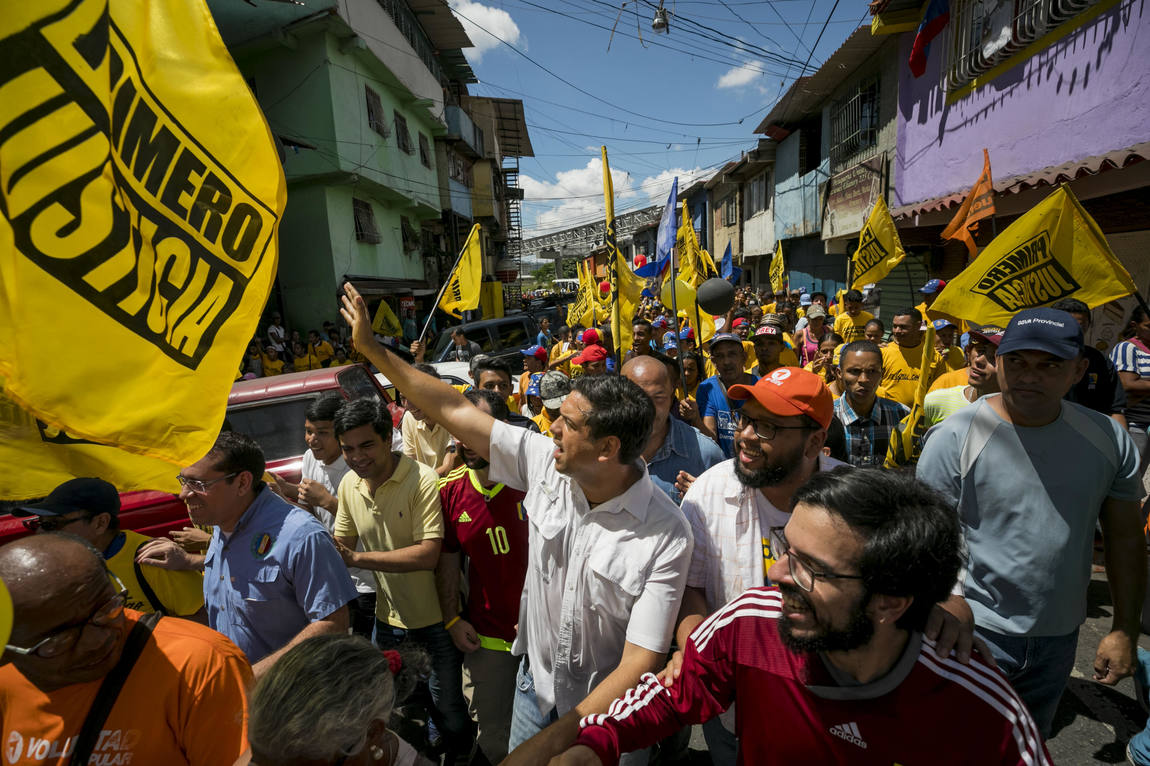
[14,477,120,518]
[919,279,946,294]
[996,308,1083,359]
[709,333,743,349]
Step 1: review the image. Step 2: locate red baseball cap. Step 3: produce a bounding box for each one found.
[582,328,601,345]
[728,367,833,429]
[574,345,608,365]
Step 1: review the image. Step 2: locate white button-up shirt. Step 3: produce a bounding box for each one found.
[490,420,693,716]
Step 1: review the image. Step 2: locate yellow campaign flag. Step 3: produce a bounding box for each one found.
[570,260,596,328]
[884,324,937,469]
[930,186,1136,326]
[852,197,907,289]
[602,147,644,355]
[438,223,483,319]
[371,299,403,338]
[769,242,787,293]
[1,377,179,499]
[0,0,285,478]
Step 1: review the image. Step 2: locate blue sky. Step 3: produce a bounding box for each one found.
[446,0,872,239]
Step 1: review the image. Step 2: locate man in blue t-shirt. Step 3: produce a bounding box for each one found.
[696,333,758,458]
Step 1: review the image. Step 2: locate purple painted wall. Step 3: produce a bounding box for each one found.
[894,0,1150,207]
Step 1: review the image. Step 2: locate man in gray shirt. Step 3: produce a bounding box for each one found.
[917,307,1145,737]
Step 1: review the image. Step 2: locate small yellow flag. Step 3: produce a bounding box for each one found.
[371,299,403,338]
[602,147,645,354]
[769,242,787,293]
[852,197,907,289]
[438,223,483,319]
[0,0,286,474]
[930,186,1136,326]
[884,324,937,469]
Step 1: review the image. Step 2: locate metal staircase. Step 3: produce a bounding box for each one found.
[502,155,524,308]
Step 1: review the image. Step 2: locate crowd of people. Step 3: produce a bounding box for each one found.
[10,274,1150,766]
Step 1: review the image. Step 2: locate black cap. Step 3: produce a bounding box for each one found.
[13,478,120,518]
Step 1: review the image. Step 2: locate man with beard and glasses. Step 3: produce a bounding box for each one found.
[551,469,1050,766]
[673,367,844,765]
[434,389,528,764]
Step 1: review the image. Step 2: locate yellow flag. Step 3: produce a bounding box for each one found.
[0,0,285,473]
[1,378,179,499]
[884,324,937,469]
[438,223,483,318]
[930,186,1136,326]
[371,299,403,338]
[852,197,907,289]
[769,242,787,293]
[570,260,595,328]
[602,147,644,355]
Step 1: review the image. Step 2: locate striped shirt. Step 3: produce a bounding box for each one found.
[833,395,910,468]
[1110,340,1150,424]
[574,588,1050,766]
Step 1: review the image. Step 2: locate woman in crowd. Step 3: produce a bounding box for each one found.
[793,306,830,366]
[803,332,845,398]
[240,636,433,766]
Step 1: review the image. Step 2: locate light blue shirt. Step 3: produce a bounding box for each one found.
[203,487,358,663]
[647,416,726,504]
[697,373,759,458]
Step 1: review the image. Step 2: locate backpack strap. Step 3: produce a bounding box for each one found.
[132,541,168,615]
[69,611,161,766]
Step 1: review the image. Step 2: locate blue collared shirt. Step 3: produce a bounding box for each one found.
[647,416,727,504]
[203,487,357,663]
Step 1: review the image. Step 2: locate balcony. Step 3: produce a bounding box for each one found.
[445,105,484,158]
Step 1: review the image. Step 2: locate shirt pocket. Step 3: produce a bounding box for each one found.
[586,545,644,624]
[242,564,284,612]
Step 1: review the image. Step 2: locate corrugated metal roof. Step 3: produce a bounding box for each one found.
[755,26,887,134]
[891,142,1150,219]
[463,96,535,157]
[407,0,473,49]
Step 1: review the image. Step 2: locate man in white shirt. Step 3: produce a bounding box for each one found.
[338,283,692,766]
[271,393,377,637]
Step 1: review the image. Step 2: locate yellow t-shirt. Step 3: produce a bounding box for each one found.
[877,342,942,407]
[532,410,554,436]
[833,311,874,344]
[334,457,444,628]
[308,341,334,368]
[108,530,205,616]
[262,358,284,376]
[939,346,965,372]
[400,411,453,470]
[929,366,970,392]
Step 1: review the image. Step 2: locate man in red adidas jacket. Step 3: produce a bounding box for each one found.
[554,468,1050,765]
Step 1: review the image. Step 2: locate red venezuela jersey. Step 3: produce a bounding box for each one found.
[439,467,527,643]
[576,588,1050,766]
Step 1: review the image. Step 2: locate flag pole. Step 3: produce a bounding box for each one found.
[667,245,688,400]
[417,237,470,346]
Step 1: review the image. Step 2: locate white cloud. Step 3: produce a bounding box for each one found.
[448,1,522,61]
[717,62,760,89]
[521,161,715,237]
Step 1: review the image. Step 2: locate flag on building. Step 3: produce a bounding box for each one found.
[602,148,644,357]
[769,242,787,293]
[930,186,1136,326]
[884,324,938,469]
[941,149,996,260]
[909,0,951,77]
[438,223,483,318]
[0,0,286,493]
[851,197,907,289]
[721,241,742,283]
[371,299,403,338]
[636,177,677,279]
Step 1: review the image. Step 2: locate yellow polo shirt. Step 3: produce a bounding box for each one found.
[334,456,444,629]
[400,411,453,470]
[833,311,874,344]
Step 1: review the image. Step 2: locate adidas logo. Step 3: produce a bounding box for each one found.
[828,722,867,749]
[458,511,473,523]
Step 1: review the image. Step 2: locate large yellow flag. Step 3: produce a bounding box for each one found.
[852,197,907,289]
[671,203,716,343]
[769,242,787,293]
[930,186,1136,326]
[602,147,644,355]
[0,0,285,480]
[570,259,596,328]
[438,223,483,318]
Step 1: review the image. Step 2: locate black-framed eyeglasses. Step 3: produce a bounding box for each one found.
[5,587,128,658]
[20,513,93,533]
[768,526,864,592]
[175,472,238,494]
[736,413,815,441]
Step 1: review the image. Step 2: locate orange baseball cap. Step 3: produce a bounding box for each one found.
[727,367,834,429]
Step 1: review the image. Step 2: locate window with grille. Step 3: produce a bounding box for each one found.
[447,148,472,187]
[829,77,880,170]
[722,195,738,227]
[743,172,769,218]
[394,112,413,154]
[419,133,431,168]
[944,0,1102,92]
[352,198,381,244]
[365,86,389,138]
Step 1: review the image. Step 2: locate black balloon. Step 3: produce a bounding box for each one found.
[697,277,735,315]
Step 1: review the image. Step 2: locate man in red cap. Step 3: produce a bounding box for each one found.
[573,344,610,377]
[673,367,845,762]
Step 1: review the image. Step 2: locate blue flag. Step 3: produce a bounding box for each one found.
[636,177,677,278]
[720,241,741,283]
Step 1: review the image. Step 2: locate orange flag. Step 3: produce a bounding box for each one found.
[941,149,996,260]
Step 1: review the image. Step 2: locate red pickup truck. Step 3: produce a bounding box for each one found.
[0,364,403,545]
